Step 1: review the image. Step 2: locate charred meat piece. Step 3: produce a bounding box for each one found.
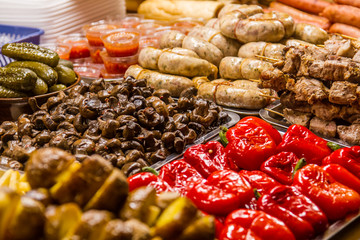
[329,81,358,105]
[287,77,328,104]
[280,91,312,113]
[324,37,356,58]
[311,101,341,121]
[260,68,288,92]
[337,124,360,145]
[283,108,312,127]
[309,117,337,138]
[339,104,360,123]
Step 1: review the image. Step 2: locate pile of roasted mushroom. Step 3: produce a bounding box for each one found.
[0,76,228,175]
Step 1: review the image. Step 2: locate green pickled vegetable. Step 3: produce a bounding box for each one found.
[49,84,66,93]
[32,78,48,95]
[0,67,37,91]
[55,65,77,85]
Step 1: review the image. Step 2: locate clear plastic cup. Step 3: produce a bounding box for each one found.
[100,50,138,74]
[40,43,71,60]
[100,67,124,79]
[136,19,169,36]
[139,35,160,49]
[83,21,122,46]
[88,45,105,63]
[117,14,144,28]
[100,28,140,57]
[56,33,90,59]
[73,62,102,79]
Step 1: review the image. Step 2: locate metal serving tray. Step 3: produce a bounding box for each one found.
[150,111,240,170]
[259,100,351,148]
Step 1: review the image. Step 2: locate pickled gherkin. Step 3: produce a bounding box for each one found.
[0,85,27,98]
[55,65,77,85]
[32,78,48,95]
[2,42,60,67]
[49,84,66,93]
[0,67,36,91]
[7,61,58,86]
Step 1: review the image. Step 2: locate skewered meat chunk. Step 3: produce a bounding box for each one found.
[260,68,288,92]
[309,117,337,138]
[324,37,356,58]
[280,91,312,113]
[329,81,358,105]
[283,108,312,127]
[337,124,360,145]
[286,77,328,104]
[311,101,341,121]
[339,104,360,123]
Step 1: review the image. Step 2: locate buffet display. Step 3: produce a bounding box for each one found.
[1,0,360,239]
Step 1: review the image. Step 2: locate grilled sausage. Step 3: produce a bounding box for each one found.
[238,42,285,60]
[293,23,329,45]
[159,30,185,49]
[125,65,194,97]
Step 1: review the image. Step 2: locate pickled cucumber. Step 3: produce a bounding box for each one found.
[55,65,77,85]
[6,61,58,86]
[49,84,66,93]
[2,42,60,67]
[58,59,74,69]
[32,78,48,95]
[0,85,27,98]
[0,67,37,91]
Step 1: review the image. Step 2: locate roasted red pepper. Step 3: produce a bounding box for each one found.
[158,160,204,196]
[322,146,360,179]
[219,209,295,240]
[260,152,306,185]
[277,124,332,165]
[127,172,172,193]
[187,170,253,215]
[226,119,277,170]
[258,185,328,240]
[240,170,282,210]
[183,141,232,178]
[240,116,282,145]
[293,164,360,221]
[323,164,360,194]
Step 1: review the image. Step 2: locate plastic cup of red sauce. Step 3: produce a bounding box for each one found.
[88,45,105,63]
[100,28,140,57]
[100,50,138,74]
[40,43,71,60]
[116,14,144,28]
[57,34,90,59]
[171,17,205,34]
[136,19,169,36]
[83,21,122,46]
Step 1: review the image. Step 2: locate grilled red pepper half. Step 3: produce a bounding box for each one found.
[322,146,360,179]
[219,209,295,240]
[240,170,282,210]
[240,116,282,145]
[258,185,328,240]
[127,172,173,193]
[225,119,277,170]
[187,170,253,215]
[293,164,360,221]
[183,141,232,178]
[323,164,360,194]
[158,160,204,196]
[260,152,306,185]
[277,124,332,165]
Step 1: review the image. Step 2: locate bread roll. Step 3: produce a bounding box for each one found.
[138,0,225,21]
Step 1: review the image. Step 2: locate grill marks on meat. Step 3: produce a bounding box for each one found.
[287,77,328,104]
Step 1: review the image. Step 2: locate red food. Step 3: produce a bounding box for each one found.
[226,119,277,170]
[277,124,332,165]
[127,172,172,193]
[158,160,204,196]
[293,164,360,221]
[258,185,328,240]
[276,0,331,14]
[321,4,360,29]
[323,164,360,194]
[219,209,295,240]
[187,170,253,215]
[183,141,232,178]
[329,23,360,38]
[269,2,331,29]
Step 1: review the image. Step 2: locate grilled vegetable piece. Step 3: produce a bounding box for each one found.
[2,42,60,67]
[49,84,67,92]
[0,67,37,91]
[119,186,156,222]
[6,61,58,86]
[154,197,198,240]
[85,168,129,212]
[32,78,48,95]
[0,188,21,239]
[0,85,27,98]
[55,65,77,85]
[44,203,82,240]
[5,196,45,240]
[25,148,76,189]
[178,215,215,240]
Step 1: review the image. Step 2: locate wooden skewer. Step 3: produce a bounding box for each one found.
[255,55,281,62]
[260,94,280,100]
[248,79,261,83]
[335,33,359,41]
[317,44,325,48]
[264,108,284,117]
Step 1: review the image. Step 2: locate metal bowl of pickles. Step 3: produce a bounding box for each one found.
[0,42,81,121]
